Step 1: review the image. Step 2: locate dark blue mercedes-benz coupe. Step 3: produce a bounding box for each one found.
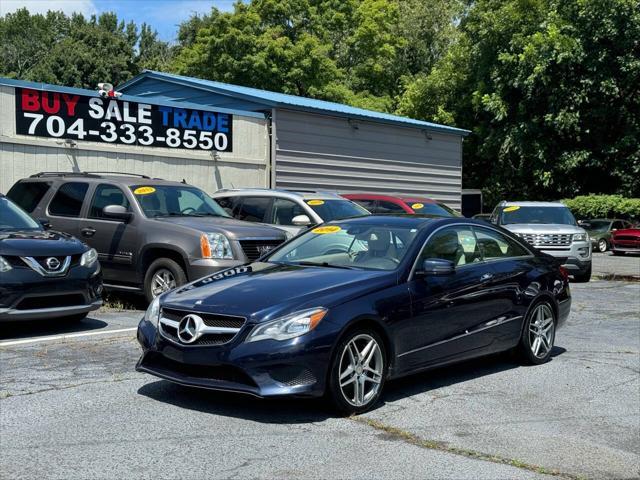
[136,215,571,414]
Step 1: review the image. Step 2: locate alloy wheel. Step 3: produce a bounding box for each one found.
[338,333,384,407]
[528,304,555,359]
[151,268,176,297]
[598,238,608,252]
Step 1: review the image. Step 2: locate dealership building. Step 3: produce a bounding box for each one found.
[0,72,469,207]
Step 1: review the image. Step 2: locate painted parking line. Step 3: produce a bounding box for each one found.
[0,327,137,348]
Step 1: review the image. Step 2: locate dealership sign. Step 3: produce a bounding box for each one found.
[15,88,233,152]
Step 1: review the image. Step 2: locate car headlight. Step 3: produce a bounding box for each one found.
[201,233,234,259]
[246,307,328,343]
[573,233,588,242]
[144,296,161,327]
[80,248,98,267]
[0,256,12,273]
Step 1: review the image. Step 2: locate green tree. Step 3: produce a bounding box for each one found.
[399,0,640,204]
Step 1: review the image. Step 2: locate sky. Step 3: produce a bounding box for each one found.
[0,0,236,42]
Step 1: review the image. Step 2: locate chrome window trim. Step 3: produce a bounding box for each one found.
[398,315,523,358]
[409,222,534,281]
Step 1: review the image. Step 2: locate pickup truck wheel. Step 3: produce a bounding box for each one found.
[144,258,187,302]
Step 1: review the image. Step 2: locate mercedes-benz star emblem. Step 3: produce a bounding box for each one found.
[177,314,202,344]
[45,257,61,270]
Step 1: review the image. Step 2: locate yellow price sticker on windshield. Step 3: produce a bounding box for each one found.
[411,203,424,210]
[312,226,341,234]
[503,206,520,212]
[133,186,156,195]
[307,200,325,206]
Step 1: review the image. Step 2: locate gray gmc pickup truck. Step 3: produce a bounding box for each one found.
[7,172,287,301]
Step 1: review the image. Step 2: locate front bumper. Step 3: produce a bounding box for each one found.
[537,241,592,273]
[186,259,249,282]
[0,266,102,321]
[136,318,332,398]
[611,239,640,253]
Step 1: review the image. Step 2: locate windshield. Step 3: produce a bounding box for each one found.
[267,222,419,271]
[305,199,370,222]
[0,196,41,231]
[131,185,230,218]
[500,206,576,225]
[586,220,611,232]
[404,201,460,217]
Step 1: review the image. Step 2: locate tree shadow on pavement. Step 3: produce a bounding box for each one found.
[137,346,566,422]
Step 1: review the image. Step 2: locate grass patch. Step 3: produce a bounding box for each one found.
[351,416,586,479]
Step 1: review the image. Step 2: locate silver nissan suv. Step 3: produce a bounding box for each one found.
[491,201,592,282]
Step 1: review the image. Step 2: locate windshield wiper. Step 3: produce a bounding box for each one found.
[294,261,357,270]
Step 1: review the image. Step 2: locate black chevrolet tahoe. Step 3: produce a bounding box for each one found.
[7,173,287,302]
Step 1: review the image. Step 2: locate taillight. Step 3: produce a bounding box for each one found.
[559,266,569,282]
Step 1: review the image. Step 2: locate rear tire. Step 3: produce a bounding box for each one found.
[516,301,556,365]
[326,328,387,415]
[573,264,591,283]
[144,258,187,303]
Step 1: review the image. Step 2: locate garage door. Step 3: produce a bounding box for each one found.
[274,109,463,209]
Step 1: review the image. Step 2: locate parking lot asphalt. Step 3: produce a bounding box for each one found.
[592,252,640,279]
[1,281,638,479]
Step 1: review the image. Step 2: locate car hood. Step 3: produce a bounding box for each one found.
[153,216,286,240]
[502,223,584,234]
[0,230,87,256]
[613,228,640,237]
[162,262,395,322]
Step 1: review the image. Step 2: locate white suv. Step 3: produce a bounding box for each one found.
[210,189,370,236]
[491,201,592,282]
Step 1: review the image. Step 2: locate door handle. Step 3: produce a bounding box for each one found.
[480,272,494,282]
[81,227,96,237]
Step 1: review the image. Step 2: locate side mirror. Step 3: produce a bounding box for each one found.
[103,205,132,222]
[38,218,51,230]
[292,214,311,226]
[415,258,455,277]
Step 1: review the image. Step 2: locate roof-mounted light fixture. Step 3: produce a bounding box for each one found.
[97,82,122,98]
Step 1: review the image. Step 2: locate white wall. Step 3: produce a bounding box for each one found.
[0,85,270,194]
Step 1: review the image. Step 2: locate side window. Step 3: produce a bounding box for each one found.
[352,199,377,212]
[6,181,51,213]
[272,198,306,225]
[89,184,130,219]
[474,227,529,260]
[376,200,405,214]
[421,227,481,266]
[612,221,624,230]
[48,182,89,217]
[215,196,237,216]
[236,197,271,222]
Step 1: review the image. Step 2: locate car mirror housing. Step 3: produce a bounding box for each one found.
[38,218,51,230]
[415,258,455,277]
[292,214,311,226]
[103,204,132,222]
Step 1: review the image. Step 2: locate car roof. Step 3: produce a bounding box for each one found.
[343,193,437,203]
[212,188,345,200]
[23,172,192,188]
[327,214,454,229]
[499,201,567,207]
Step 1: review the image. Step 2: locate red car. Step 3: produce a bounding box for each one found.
[610,227,640,255]
[342,194,460,217]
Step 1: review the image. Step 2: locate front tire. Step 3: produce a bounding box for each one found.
[598,238,608,253]
[517,301,556,365]
[61,313,88,323]
[573,263,591,283]
[327,329,387,415]
[143,258,187,303]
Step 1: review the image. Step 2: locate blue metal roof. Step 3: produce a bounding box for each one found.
[118,70,470,136]
[0,76,265,119]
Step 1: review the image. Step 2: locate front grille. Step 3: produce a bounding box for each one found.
[16,294,85,310]
[3,256,27,268]
[615,235,640,242]
[269,365,317,387]
[159,307,246,346]
[521,233,572,247]
[239,239,284,261]
[142,352,257,387]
